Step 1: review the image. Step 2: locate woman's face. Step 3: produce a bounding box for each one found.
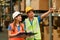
[15,15,22,22]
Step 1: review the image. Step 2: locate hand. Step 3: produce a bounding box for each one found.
[17,31,21,34]
[48,8,54,13]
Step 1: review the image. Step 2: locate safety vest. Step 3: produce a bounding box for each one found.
[9,22,24,40]
[25,17,41,39]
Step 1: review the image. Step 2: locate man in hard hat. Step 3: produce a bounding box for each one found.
[24,6,53,40]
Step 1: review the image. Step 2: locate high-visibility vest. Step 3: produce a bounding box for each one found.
[25,17,41,40]
[9,23,25,40]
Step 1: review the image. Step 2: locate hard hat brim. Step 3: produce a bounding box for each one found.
[26,9,33,13]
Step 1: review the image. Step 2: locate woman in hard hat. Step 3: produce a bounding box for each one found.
[24,6,54,40]
[8,11,25,40]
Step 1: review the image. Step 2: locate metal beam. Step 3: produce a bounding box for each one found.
[10,0,13,13]
[18,0,21,11]
[49,0,52,40]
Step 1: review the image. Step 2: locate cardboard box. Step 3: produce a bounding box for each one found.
[21,0,25,11]
[39,0,49,10]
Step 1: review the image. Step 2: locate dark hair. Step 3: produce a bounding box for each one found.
[12,19,21,32]
[12,14,22,32]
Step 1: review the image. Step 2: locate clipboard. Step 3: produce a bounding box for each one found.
[10,32,37,38]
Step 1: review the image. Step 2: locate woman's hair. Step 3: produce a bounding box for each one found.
[12,14,22,32]
[12,18,21,32]
[12,19,17,32]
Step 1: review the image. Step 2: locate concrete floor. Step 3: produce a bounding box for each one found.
[0,29,8,40]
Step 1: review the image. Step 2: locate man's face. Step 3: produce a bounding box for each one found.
[27,11,34,18]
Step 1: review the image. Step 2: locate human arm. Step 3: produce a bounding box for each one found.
[41,8,54,19]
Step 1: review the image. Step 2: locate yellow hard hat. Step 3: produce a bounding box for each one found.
[25,6,33,13]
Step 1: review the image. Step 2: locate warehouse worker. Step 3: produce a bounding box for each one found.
[24,6,53,40]
[8,11,25,40]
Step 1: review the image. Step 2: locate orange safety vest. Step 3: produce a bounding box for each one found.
[9,23,25,40]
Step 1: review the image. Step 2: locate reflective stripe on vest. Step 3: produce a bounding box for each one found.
[25,17,41,39]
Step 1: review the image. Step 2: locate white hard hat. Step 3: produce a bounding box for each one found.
[12,11,21,19]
